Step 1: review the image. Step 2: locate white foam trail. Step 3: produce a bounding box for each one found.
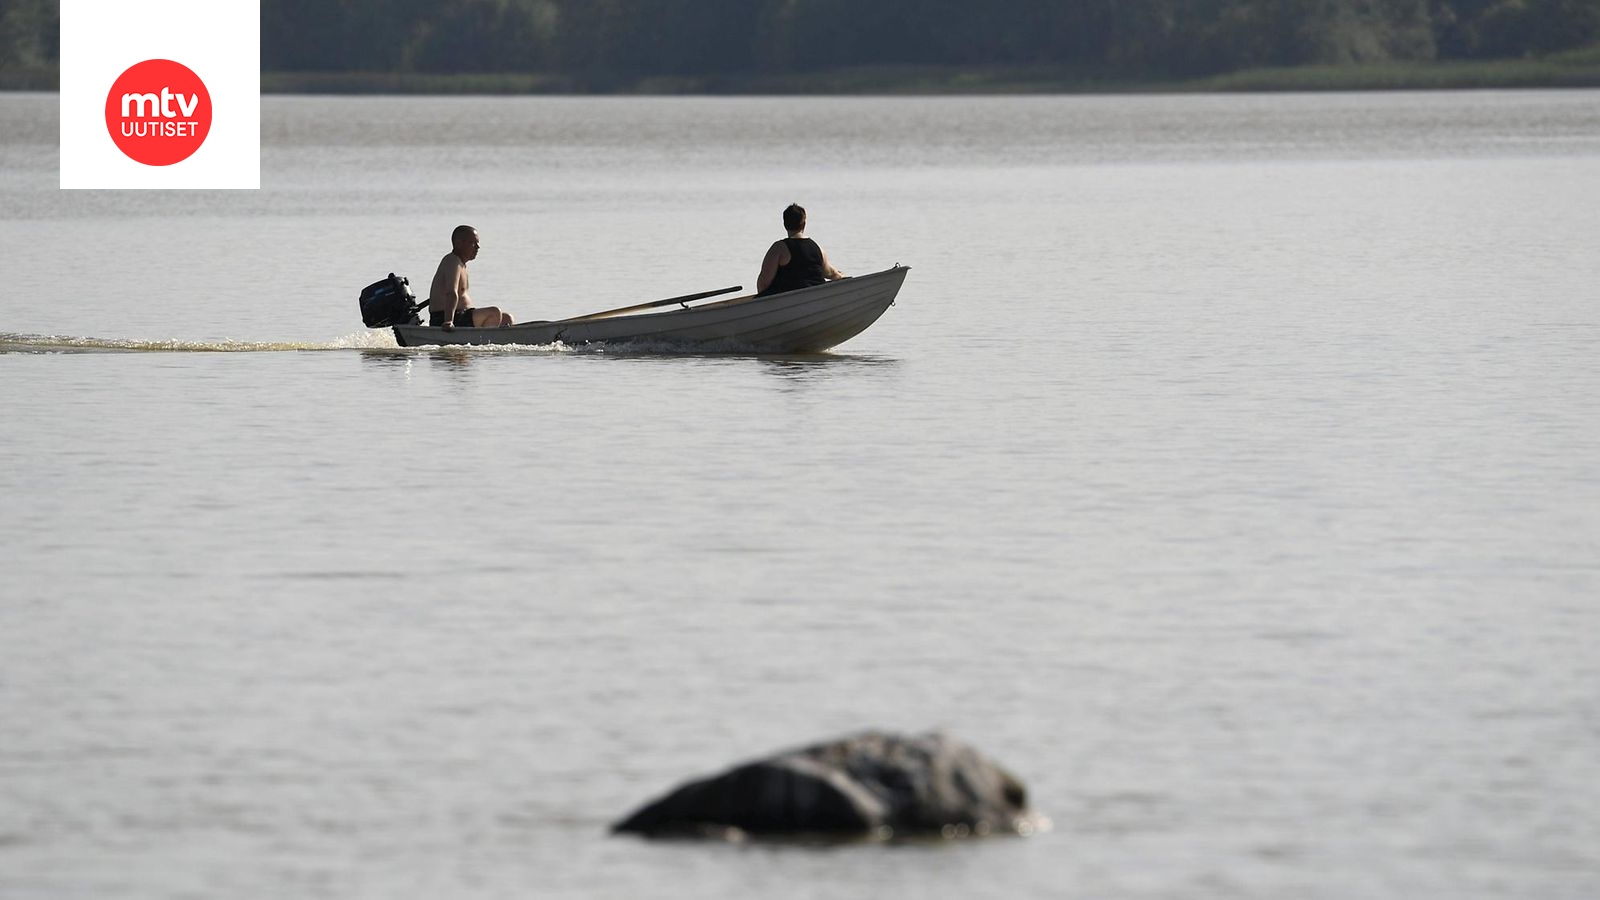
[389,341,572,353]
[0,331,409,353]
[1,331,774,356]
[330,330,400,349]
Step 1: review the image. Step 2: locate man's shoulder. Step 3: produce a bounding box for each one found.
[436,252,463,271]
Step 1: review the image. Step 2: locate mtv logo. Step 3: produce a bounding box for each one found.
[59,0,259,189]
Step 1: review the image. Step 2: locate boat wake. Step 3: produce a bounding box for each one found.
[373,337,843,357]
[0,330,420,354]
[3,331,856,358]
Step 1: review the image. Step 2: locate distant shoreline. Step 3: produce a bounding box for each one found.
[5,49,1599,95]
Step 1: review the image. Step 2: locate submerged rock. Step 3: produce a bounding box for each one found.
[612,731,1037,840]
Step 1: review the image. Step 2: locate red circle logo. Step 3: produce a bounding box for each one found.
[104,59,212,167]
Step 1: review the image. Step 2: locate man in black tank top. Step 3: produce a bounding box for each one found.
[757,203,847,296]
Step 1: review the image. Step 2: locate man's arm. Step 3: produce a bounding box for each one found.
[442,264,469,330]
[757,241,788,294]
[821,248,846,281]
[429,255,459,330]
[438,283,459,330]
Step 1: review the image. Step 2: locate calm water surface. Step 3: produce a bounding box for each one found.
[2,92,1599,899]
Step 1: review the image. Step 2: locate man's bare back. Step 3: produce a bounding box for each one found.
[427,225,512,330]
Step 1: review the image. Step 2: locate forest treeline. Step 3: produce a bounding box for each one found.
[2,0,1598,85]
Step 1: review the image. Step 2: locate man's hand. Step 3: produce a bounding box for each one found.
[442,321,454,331]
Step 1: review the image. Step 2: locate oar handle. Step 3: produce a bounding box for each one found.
[659,285,744,307]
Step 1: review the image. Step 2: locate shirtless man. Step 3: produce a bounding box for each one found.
[429,225,512,330]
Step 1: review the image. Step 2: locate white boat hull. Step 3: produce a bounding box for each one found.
[392,266,908,352]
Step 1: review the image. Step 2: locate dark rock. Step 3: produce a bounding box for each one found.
[612,731,1036,840]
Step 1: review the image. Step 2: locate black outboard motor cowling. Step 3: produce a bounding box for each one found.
[359,273,425,327]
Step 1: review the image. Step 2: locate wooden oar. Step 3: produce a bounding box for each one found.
[558,285,742,324]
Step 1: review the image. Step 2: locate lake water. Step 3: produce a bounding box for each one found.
[2,90,1598,899]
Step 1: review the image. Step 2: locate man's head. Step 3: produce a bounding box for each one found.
[782,204,806,233]
[451,225,480,262]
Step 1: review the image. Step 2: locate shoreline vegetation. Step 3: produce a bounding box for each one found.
[7,1,1600,97]
[4,48,1599,95]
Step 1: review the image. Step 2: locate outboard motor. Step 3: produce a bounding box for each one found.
[359,273,426,327]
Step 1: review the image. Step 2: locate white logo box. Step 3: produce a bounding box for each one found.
[60,0,259,189]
